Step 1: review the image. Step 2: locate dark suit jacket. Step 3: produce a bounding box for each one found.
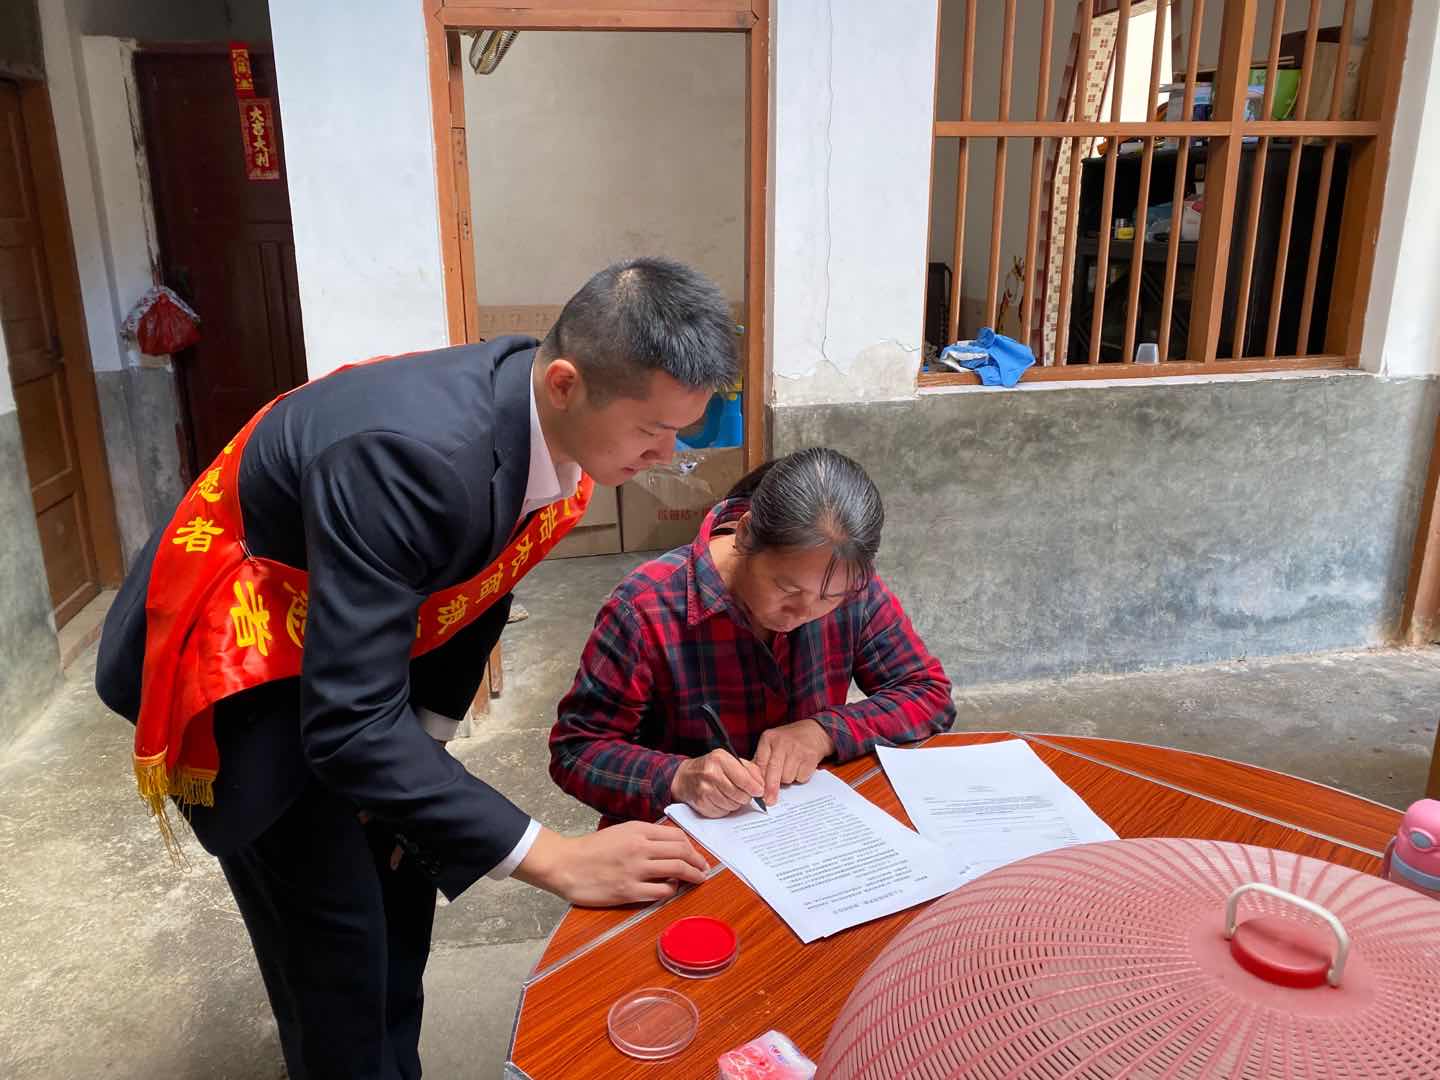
[97,337,541,900]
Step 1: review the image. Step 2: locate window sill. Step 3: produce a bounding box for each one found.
[917,356,1354,390]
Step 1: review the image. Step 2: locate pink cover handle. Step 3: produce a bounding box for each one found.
[1224,882,1350,988]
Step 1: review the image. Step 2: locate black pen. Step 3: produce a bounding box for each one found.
[700,704,769,815]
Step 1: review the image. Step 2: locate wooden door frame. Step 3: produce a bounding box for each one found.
[1402,397,1440,650]
[5,78,123,586]
[423,0,770,467]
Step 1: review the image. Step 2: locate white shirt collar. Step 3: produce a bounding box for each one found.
[521,378,581,519]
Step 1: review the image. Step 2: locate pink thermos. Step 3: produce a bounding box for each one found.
[1382,798,1440,900]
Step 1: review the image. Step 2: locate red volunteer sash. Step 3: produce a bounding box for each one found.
[132,355,590,849]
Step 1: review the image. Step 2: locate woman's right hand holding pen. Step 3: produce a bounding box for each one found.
[671,749,768,818]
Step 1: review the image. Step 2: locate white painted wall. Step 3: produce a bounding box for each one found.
[269,2,449,377]
[38,0,129,374]
[80,36,163,371]
[1362,0,1440,378]
[770,0,939,406]
[1102,7,1171,125]
[464,31,745,307]
[773,0,1433,407]
[81,0,1431,412]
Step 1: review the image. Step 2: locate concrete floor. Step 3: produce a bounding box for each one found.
[2,551,1437,1078]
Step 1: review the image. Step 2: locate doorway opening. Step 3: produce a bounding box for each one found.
[465,29,746,557]
[426,1,769,562]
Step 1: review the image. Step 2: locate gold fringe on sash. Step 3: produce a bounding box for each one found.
[133,749,215,863]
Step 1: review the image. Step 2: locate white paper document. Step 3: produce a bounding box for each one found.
[665,770,964,944]
[877,739,1119,878]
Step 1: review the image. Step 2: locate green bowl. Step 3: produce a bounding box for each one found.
[1251,68,1301,120]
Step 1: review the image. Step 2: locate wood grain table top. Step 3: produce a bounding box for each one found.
[506,732,1400,1079]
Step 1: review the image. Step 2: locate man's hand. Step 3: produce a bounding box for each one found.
[670,749,767,818]
[513,822,708,907]
[356,810,406,870]
[754,719,834,805]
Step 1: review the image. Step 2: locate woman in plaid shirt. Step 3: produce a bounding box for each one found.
[549,447,955,822]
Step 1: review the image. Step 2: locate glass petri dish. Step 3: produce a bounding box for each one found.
[607,987,700,1060]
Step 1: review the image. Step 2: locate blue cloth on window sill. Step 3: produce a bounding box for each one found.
[939,327,1036,387]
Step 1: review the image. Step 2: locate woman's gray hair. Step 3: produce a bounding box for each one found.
[727,448,884,592]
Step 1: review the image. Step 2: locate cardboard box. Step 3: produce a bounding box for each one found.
[620,446,745,553]
[1301,40,1366,137]
[548,483,622,559]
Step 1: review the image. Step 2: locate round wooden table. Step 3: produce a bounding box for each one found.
[504,732,1402,1079]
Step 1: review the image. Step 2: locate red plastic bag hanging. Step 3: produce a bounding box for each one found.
[122,286,202,356]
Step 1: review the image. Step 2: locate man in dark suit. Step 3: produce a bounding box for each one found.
[96,258,735,1079]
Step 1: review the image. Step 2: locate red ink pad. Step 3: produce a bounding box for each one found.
[658,915,740,978]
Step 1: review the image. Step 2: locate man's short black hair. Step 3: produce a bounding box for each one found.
[539,257,739,403]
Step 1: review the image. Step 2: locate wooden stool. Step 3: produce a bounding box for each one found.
[454,643,503,738]
[470,642,503,717]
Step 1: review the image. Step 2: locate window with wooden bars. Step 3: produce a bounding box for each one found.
[922,0,1410,386]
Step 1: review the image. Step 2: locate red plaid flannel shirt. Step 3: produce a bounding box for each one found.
[548,497,955,821]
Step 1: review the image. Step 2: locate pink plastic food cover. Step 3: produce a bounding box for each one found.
[820,838,1440,1079]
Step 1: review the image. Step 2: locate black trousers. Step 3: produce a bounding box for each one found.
[219,780,438,1079]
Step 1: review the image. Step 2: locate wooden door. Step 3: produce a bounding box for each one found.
[0,80,100,627]
[135,50,306,472]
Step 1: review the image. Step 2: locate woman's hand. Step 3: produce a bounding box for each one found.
[754,719,834,805]
[670,749,767,818]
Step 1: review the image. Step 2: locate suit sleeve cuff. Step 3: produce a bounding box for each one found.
[486,818,541,880]
[416,707,463,742]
